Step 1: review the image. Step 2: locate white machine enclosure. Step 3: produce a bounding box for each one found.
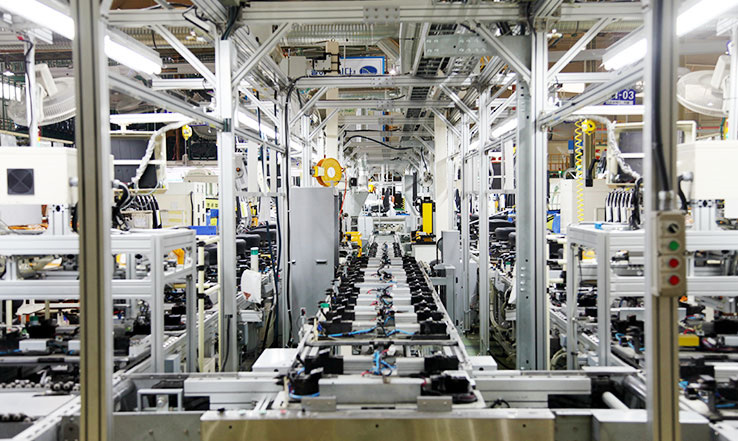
[0,146,78,205]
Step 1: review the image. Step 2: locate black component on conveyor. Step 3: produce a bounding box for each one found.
[424,354,460,374]
[304,348,344,375]
[289,368,322,396]
[416,309,443,322]
[319,320,352,336]
[423,372,477,404]
[419,319,446,335]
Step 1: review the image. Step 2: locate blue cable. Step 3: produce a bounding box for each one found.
[717,403,736,409]
[328,326,377,338]
[387,329,414,336]
[289,392,320,400]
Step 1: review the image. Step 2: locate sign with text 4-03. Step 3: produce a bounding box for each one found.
[340,56,385,75]
[605,89,636,105]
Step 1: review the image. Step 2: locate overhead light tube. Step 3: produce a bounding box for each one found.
[603,0,738,71]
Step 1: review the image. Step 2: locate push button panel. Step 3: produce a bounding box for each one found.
[655,212,686,297]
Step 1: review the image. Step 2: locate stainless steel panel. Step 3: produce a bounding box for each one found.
[202,409,555,441]
[289,187,338,341]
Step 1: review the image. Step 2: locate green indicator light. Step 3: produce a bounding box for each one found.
[669,240,680,251]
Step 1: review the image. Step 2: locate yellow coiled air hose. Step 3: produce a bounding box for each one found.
[574,120,585,223]
[574,120,596,223]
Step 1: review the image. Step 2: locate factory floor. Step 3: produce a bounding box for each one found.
[462,334,481,356]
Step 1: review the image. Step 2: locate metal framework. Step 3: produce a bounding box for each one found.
[0,2,704,440]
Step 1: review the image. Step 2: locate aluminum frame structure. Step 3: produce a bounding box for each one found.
[0,1,706,440]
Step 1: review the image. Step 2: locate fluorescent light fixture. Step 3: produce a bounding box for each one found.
[491,118,517,138]
[2,70,12,77]
[573,105,644,116]
[0,1,162,75]
[105,29,163,76]
[603,0,738,71]
[0,0,74,40]
[238,110,276,139]
[677,0,738,37]
[602,29,647,71]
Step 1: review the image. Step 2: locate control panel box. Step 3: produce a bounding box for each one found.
[0,147,77,205]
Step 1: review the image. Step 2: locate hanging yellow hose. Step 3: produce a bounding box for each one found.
[574,120,596,223]
[574,120,585,223]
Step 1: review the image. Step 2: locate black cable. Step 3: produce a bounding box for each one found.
[151,30,159,51]
[221,316,231,368]
[282,75,311,346]
[343,135,412,151]
[650,0,672,194]
[182,6,211,34]
[677,175,689,212]
[630,177,643,230]
[22,38,34,132]
[222,5,242,40]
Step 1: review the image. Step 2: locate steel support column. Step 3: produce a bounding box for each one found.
[460,115,471,331]
[216,39,239,372]
[644,0,680,440]
[71,0,112,439]
[729,25,738,141]
[301,116,312,186]
[515,29,548,370]
[478,87,490,355]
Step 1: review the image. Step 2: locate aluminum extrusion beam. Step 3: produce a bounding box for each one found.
[316,100,455,109]
[109,73,280,151]
[151,78,211,90]
[532,0,564,18]
[644,1,681,440]
[411,23,431,76]
[429,108,461,138]
[460,114,471,331]
[478,88,490,355]
[473,22,531,82]
[290,87,328,126]
[339,116,435,125]
[192,0,228,22]
[538,63,644,127]
[547,18,615,81]
[310,109,339,139]
[216,40,239,372]
[232,22,292,88]
[236,1,523,24]
[559,3,643,21]
[516,29,549,370]
[152,24,216,85]
[241,88,279,125]
[296,74,476,88]
[108,10,213,29]
[440,84,478,122]
[72,0,113,439]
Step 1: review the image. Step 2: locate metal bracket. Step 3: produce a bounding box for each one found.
[417,396,452,412]
[302,396,337,412]
[425,35,491,58]
[60,416,80,441]
[363,6,400,24]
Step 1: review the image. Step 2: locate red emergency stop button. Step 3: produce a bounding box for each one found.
[669,275,680,286]
[669,258,679,268]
